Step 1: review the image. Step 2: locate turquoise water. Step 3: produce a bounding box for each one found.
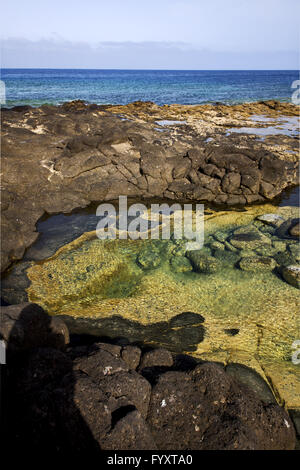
[1,69,299,107]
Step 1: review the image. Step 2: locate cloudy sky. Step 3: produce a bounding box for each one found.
[1,0,299,69]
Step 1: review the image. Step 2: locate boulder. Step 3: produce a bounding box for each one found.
[146,363,295,450]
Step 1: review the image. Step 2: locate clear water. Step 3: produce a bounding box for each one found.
[1,69,299,107]
[226,115,300,138]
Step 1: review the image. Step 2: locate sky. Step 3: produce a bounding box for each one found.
[1,0,299,69]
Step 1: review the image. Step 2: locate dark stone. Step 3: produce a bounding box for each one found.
[224,328,240,336]
[59,311,205,353]
[73,348,129,382]
[225,363,276,404]
[0,302,69,354]
[2,103,298,272]
[97,370,151,419]
[101,410,157,450]
[276,218,299,239]
[146,363,295,450]
[121,345,141,370]
[169,311,205,327]
[139,348,174,371]
[2,305,296,452]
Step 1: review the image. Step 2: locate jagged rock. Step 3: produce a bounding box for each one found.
[3,307,296,452]
[1,102,298,272]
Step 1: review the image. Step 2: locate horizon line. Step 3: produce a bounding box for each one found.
[1,67,299,72]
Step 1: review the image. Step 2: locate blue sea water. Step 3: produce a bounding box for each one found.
[1,69,299,107]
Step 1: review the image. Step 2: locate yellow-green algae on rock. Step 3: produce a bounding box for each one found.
[26,204,299,408]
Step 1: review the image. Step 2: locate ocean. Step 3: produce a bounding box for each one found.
[1,69,299,107]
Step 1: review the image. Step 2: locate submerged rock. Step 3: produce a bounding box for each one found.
[272,240,287,252]
[210,241,225,251]
[282,265,300,289]
[288,244,300,262]
[137,248,161,270]
[276,218,300,239]
[274,251,297,267]
[289,222,300,238]
[255,245,278,257]
[213,231,228,243]
[256,214,285,227]
[213,248,240,266]
[239,256,277,272]
[169,256,193,273]
[186,251,222,273]
[230,229,270,250]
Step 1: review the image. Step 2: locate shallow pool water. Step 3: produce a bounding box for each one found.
[226,115,300,138]
[2,202,299,407]
[155,120,188,126]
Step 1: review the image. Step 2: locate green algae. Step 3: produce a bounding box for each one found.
[25,204,300,407]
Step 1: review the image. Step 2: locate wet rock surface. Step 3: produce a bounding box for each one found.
[2,303,297,452]
[1,100,299,272]
[282,265,300,289]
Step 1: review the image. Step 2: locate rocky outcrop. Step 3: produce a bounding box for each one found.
[1,303,297,451]
[1,101,299,272]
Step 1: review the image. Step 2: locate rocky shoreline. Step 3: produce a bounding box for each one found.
[1,303,298,451]
[1,100,299,451]
[1,100,299,272]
